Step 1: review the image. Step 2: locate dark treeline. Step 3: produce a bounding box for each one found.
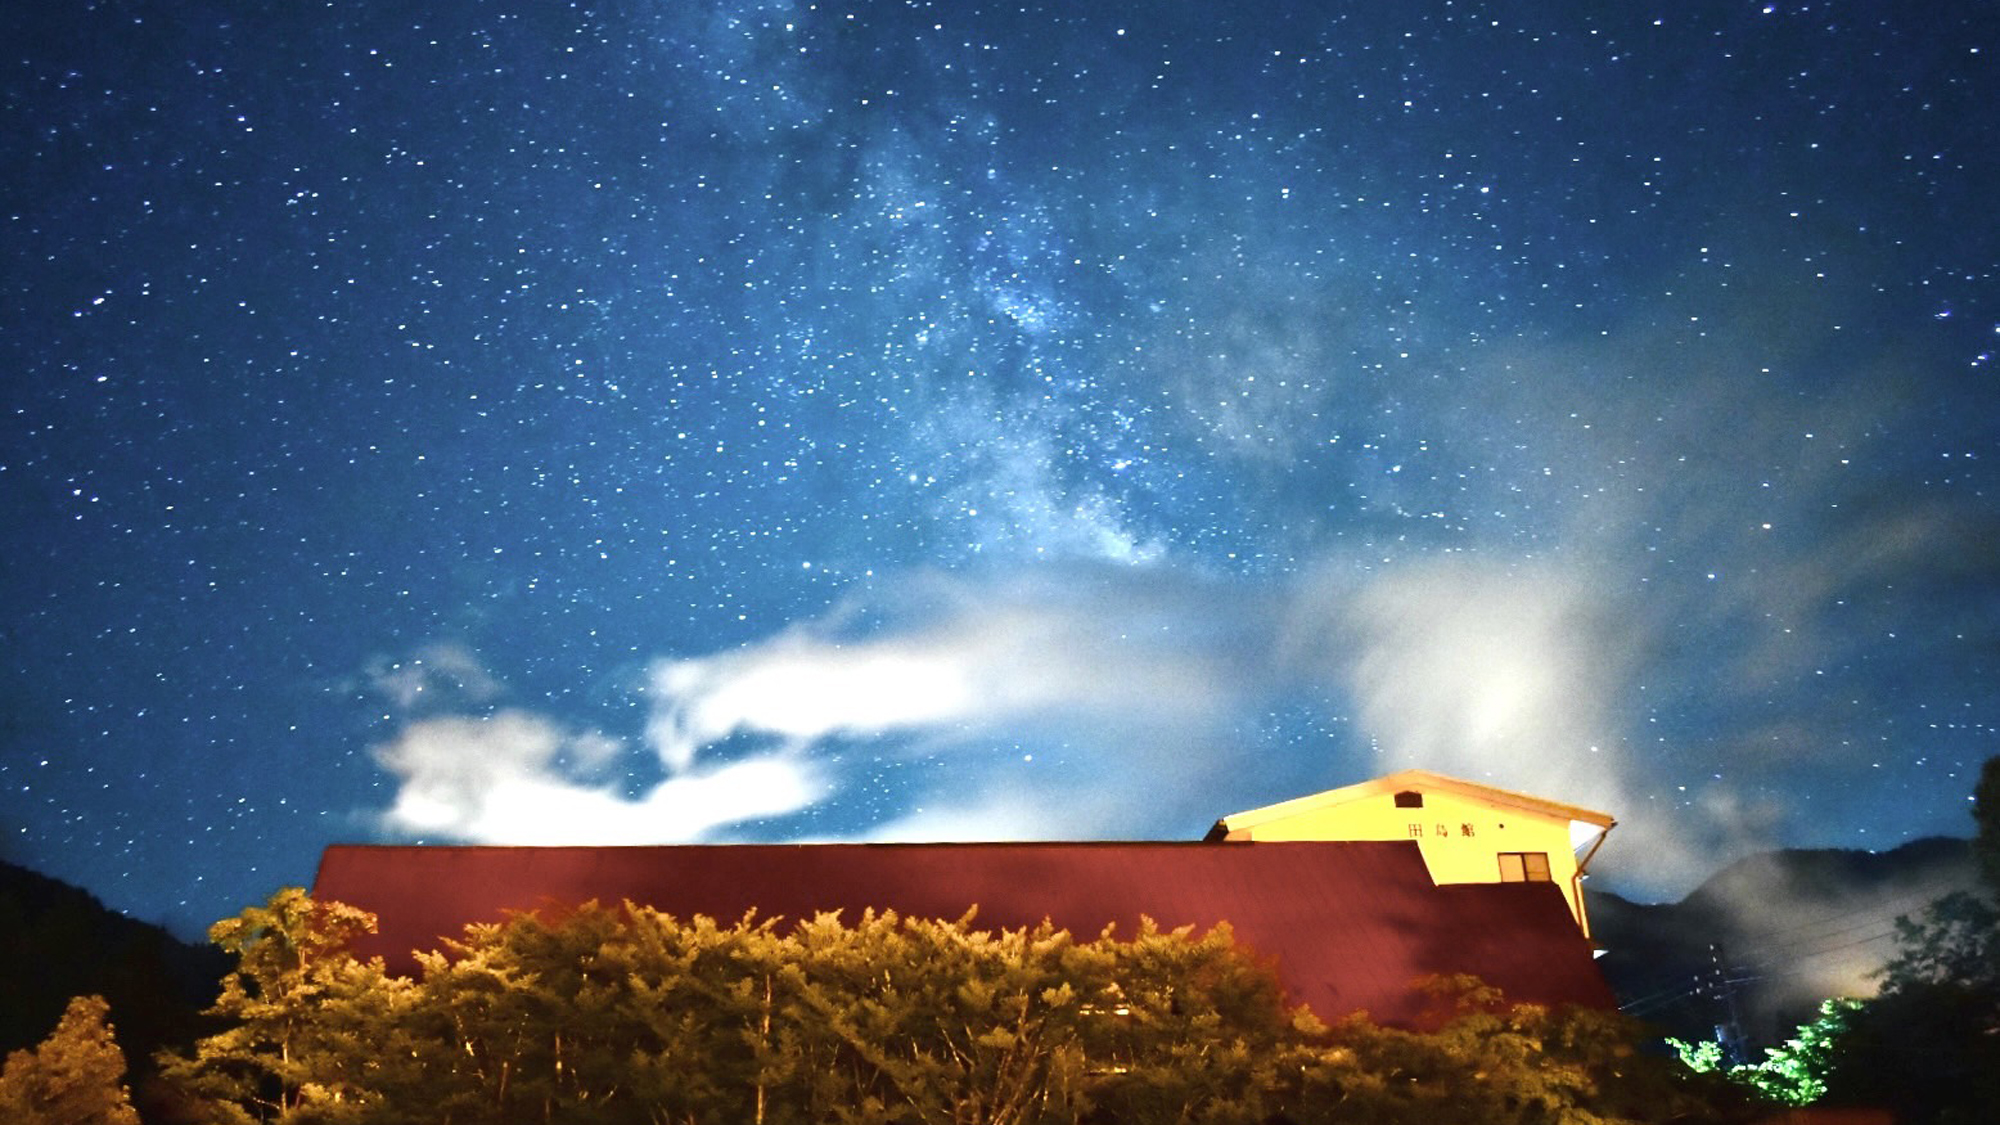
[0,858,226,1076]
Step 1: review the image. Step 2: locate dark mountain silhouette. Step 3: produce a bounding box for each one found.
[1590,836,1977,1050]
[0,858,227,1080]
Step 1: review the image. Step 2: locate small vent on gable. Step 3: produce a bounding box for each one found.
[1394,790,1424,809]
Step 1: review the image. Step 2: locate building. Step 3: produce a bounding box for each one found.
[314,773,1618,1029]
[1207,769,1616,939]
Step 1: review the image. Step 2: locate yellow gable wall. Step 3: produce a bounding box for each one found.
[1226,788,1595,936]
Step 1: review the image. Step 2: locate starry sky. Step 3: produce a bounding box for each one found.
[4,0,1996,937]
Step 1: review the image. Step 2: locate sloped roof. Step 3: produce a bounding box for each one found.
[313,840,1613,1028]
[1211,769,1616,840]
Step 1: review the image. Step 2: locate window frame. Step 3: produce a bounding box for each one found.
[1497,851,1553,883]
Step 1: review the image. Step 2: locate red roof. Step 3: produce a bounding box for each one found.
[313,840,1613,1027]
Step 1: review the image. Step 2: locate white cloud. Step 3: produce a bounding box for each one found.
[360,556,1754,895]
[1331,559,1628,792]
[1287,557,1739,888]
[373,710,820,845]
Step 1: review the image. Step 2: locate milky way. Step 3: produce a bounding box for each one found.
[3,1,1996,934]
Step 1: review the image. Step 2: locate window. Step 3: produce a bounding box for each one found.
[1497,852,1552,882]
[1394,790,1424,808]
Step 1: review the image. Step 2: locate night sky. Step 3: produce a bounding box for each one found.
[4,1,1996,937]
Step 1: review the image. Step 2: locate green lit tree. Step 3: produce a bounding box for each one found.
[1671,998,1861,1107]
[0,994,142,1125]
[1662,759,2000,1124]
[1664,756,2000,1124]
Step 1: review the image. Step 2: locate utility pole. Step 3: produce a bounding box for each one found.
[1702,942,1748,1066]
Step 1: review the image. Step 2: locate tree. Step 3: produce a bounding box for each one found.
[157,887,392,1123]
[0,994,143,1125]
[1972,754,2000,897]
[1076,918,1293,1125]
[1811,754,2000,1124]
[163,890,1754,1124]
[1307,976,1751,1125]
[768,908,1101,1125]
[391,902,646,1125]
[1671,998,1861,1107]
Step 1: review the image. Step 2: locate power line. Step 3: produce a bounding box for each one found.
[1735,927,1901,974]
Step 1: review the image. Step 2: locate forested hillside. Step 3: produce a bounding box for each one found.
[0,859,225,1072]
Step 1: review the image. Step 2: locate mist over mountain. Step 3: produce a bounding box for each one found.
[1591,836,1978,1048]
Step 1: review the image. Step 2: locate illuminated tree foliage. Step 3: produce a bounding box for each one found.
[1303,977,1750,1125]
[0,993,143,1125]
[161,890,1741,1125]
[156,886,406,1123]
[1669,998,1860,1107]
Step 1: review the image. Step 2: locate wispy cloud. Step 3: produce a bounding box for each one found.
[645,568,1249,771]
[628,559,1698,868]
[850,787,1093,844]
[361,641,506,712]
[1311,559,1646,816]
